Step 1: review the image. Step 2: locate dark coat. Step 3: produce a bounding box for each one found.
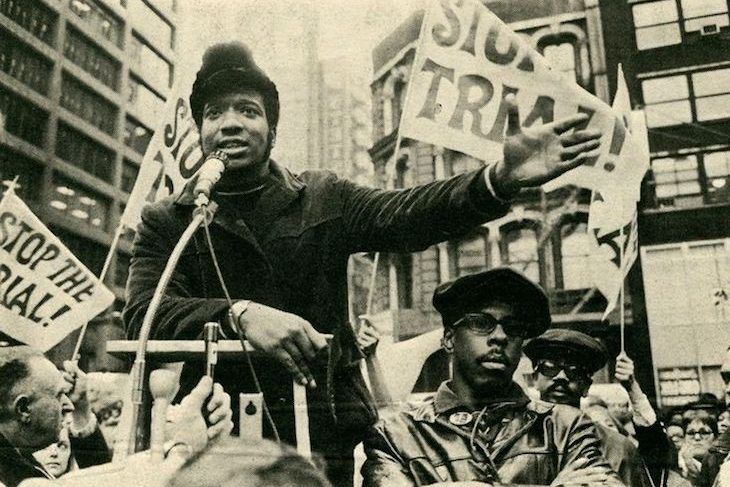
[123,161,508,479]
[0,427,109,487]
[594,422,650,487]
[362,382,625,486]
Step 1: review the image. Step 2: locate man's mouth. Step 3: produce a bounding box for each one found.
[217,140,249,157]
[478,353,508,369]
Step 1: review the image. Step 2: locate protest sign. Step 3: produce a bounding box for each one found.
[120,77,203,229]
[400,0,639,193]
[0,188,114,351]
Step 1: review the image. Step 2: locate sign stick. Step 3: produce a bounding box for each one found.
[71,223,124,361]
[619,222,626,354]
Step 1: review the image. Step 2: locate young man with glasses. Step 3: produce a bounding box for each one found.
[361,268,624,486]
[525,329,651,487]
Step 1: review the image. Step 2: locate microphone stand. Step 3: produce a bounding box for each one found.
[125,202,218,456]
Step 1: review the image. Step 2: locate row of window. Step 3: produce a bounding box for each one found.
[129,34,172,92]
[69,0,124,48]
[632,0,729,50]
[56,122,115,183]
[128,0,174,51]
[0,84,47,146]
[641,66,730,128]
[60,73,118,135]
[126,76,165,126]
[0,0,56,45]
[648,150,730,208]
[0,28,52,95]
[64,26,120,90]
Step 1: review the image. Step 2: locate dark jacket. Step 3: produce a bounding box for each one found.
[362,381,625,486]
[595,422,650,487]
[123,161,509,477]
[698,429,730,487]
[0,428,108,487]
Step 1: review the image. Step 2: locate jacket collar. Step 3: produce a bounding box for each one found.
[0,431,52,481]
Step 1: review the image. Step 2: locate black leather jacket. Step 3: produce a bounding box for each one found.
[362,381,626,486]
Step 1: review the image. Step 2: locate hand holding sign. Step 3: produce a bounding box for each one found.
[493,94,603,197]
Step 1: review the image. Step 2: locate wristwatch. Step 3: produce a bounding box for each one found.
[230,300,251,335]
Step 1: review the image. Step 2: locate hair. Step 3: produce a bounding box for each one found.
[0,346,43,421]
[168,438,331,487]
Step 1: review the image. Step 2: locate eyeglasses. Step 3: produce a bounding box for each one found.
[535,360,589,381]
[686,428,714,438]
[451,313,528,339]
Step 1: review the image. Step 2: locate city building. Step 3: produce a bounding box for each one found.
[0,0,178,368]
[367,0,657,395]
[602,0,730,407]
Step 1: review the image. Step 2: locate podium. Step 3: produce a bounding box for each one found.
[106,339,311,457]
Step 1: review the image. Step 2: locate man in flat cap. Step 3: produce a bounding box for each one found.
[124,41,603,484]
[525,329,650,486]
[361,268,624,486]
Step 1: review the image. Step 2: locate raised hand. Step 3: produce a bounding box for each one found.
[493,94,602,197]
[614,351,635,386]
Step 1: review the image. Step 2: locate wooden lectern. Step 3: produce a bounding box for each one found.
[106,339,311,457]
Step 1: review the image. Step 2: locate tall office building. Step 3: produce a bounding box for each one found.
[0,0,177,365]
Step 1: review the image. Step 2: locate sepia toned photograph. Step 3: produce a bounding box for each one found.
[0,0,729,485]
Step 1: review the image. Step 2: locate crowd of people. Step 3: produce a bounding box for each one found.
[1,38,729,487]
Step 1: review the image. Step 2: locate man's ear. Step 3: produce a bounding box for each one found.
[269,129,277,148]
[442,328,454,354]
[14,395,31,424]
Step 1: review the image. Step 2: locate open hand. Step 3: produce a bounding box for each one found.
[494,94,602,196]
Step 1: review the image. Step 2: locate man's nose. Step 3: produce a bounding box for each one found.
[220,108,244,132]
[554,369,569,381]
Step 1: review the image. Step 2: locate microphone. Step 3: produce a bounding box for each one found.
[193,151,229,207]
[203,321,219,381]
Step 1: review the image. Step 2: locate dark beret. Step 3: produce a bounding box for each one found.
[432,267,550,338]
[524,328,609,373]
[190,42,279,130]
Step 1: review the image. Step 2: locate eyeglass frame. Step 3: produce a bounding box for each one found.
[450,312,530,339]
[534,359,591,382]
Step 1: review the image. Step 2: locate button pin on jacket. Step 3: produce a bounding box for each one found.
[449,412,473,426]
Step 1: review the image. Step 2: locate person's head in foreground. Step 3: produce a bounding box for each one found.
[682,416,717,460]
[433,267,551,405]
[167,437,330,487]
[524,328,608,409]
[190,41,279,184]
[32,427,72,477]
[0,346,74,450]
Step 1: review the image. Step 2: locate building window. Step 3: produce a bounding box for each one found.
[650,155,702,207]
[501,226,540,283]
[632,0,729,50]
[0,85,48,146]
[60,73,118,135]
[69,0,124,48]
[658,367,701,406]
[632,0,682,50]
[542,42,577,82]
[0,0,57,45]
[0,29,53,95]
[127,76,165,126]
[455,234,488,277]
[56,122,115,183]
[680,0,729,35]
[123,117,152,155]
[704,150,730,204]
[129,34,172,92]
[63,27,120,91]
[129,0,174,49]
[120,159,139,193]
[49,175,110,232]
[560,221,591,290]
[0,150,43,202]
[51,225,107,275]
[641,75,692,128]
[691,68,730,122]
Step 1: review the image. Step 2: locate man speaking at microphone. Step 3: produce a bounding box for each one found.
[123,41,602,484]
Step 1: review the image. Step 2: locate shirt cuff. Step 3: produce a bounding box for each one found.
[483,162,512,203]
[629,386,657,427]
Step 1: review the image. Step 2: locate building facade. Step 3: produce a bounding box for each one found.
[0,0,177,368]
[367,0,656,394]
[601,0,730,407]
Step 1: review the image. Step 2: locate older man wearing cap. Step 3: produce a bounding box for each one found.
[361,268,623,486]
[123,40,604,485]
[525,329,650,487]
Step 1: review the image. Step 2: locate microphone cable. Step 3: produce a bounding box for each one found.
[200,207,281,443]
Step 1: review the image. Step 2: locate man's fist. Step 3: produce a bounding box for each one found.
[234,301,328,388]
[614,352,635,386]
[493,94,602,197]
[357,315,381,357]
